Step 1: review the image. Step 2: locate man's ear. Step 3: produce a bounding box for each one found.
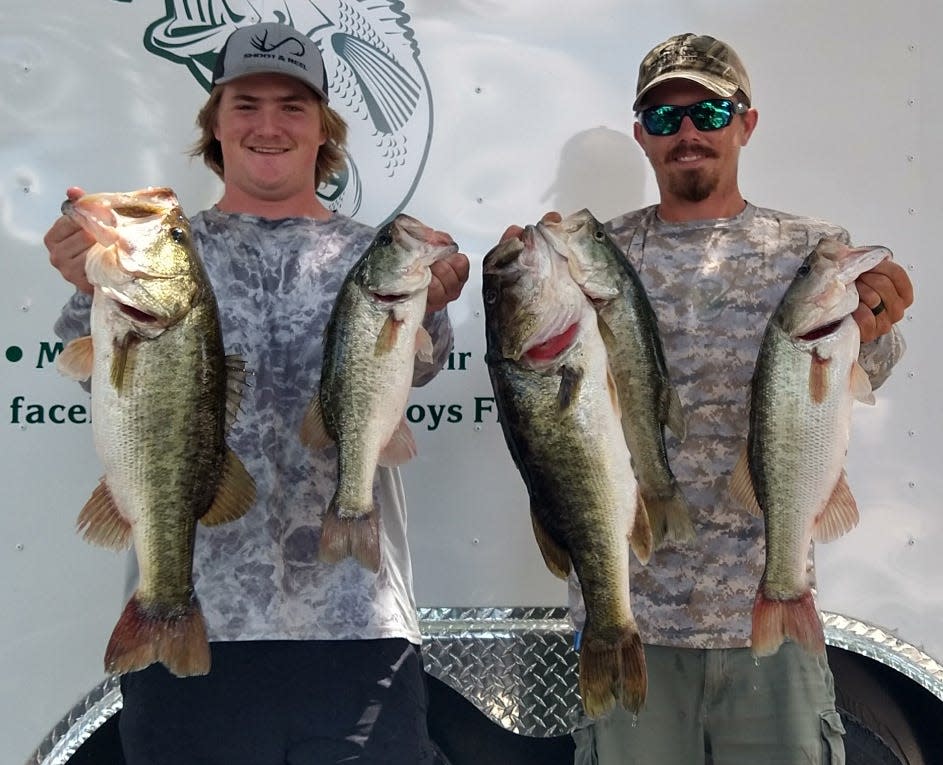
[740,108,759,146]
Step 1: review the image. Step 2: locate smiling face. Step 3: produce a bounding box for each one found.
[634,79,758,221]
[213,73,328,217]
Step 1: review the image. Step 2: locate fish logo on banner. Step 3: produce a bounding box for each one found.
[135,0,433,226]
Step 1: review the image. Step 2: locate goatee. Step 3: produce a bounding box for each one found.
[668,168,716,203]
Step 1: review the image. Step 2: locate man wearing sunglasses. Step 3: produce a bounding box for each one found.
[561,33,914,764]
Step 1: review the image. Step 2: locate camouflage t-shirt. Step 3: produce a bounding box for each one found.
[568,202,904,649]
[55,207,453,645]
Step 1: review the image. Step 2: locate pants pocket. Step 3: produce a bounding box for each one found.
[820,710,847,765]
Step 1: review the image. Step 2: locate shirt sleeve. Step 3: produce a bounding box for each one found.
[859,325,906,390]
[53,291,93,392]
[53,290,92,343]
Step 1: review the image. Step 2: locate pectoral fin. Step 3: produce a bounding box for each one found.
[557,365,583,411]
[415,326,433,364]
[375,313,402,355]
[57,336,95,382]
[850,361,875,405]
[110,334,141,392]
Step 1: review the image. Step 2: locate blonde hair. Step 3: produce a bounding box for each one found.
[190,86,348,188]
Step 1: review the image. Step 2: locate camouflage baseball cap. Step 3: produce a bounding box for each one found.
[633,33,751,111]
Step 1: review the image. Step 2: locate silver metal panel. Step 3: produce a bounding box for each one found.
[27,677,121,765]
[418,607,580,736]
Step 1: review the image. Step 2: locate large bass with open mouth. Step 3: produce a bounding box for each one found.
[731,237,892,657]
[483,225,652,718]
[57,187,256,677]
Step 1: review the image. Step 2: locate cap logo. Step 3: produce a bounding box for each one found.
[243,30,310,73]
[249,30,306,57]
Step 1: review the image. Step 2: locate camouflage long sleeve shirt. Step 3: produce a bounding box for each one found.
[569,203,904,649]
[54,208,453,645]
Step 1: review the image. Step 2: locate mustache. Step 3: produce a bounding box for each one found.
[666,142,718,162]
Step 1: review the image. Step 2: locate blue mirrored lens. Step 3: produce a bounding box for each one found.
[641,99,738,136]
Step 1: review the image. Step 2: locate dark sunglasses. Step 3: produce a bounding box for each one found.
[638,98,748,136]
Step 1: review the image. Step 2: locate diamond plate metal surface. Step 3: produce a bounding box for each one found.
[26,675,121,765]
[418,607,581,736]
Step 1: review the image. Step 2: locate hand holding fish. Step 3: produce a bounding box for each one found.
[853,259,913,343]
[44,186,94,294]
[426,250,470,313]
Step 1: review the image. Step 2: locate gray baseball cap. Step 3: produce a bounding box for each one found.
[212,22,329,102]
[633,33,751,111]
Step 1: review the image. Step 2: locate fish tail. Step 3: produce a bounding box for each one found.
[318,498,381,572]
[578,623,648,717]
[104,593,210,677]
[751,588,825,658]
[643,486,695,548]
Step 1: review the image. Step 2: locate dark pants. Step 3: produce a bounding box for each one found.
[119,638,437,765]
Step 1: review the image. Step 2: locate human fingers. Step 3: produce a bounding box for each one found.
[856,261,913,324]
[427,252,470,313]
[44,215,95,294]
[853,261,913,343]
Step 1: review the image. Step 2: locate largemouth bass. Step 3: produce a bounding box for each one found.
[542,209,693,547]
[484,226,651,717]
[730,238,891,657]
[300,214,457,572]
[56,187,256,676]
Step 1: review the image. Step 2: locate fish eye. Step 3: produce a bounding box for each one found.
[796,263,811,277]
[170,227,186,242]
[483,287,498,306]
[593,228,606,242]
[376,234,393,247]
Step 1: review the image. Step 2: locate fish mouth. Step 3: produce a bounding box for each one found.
[523,321,580,362]
[393,214,458,255]
[796,318,843,342]
[787,241,893,337]
[372,290,411,303]
[102,287,165,326]
[62,187,179,274]
[117,302,161,325]
[482,237,525,273]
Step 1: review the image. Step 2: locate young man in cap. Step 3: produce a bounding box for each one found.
[508,32,912,764]
[44,21,468,765]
